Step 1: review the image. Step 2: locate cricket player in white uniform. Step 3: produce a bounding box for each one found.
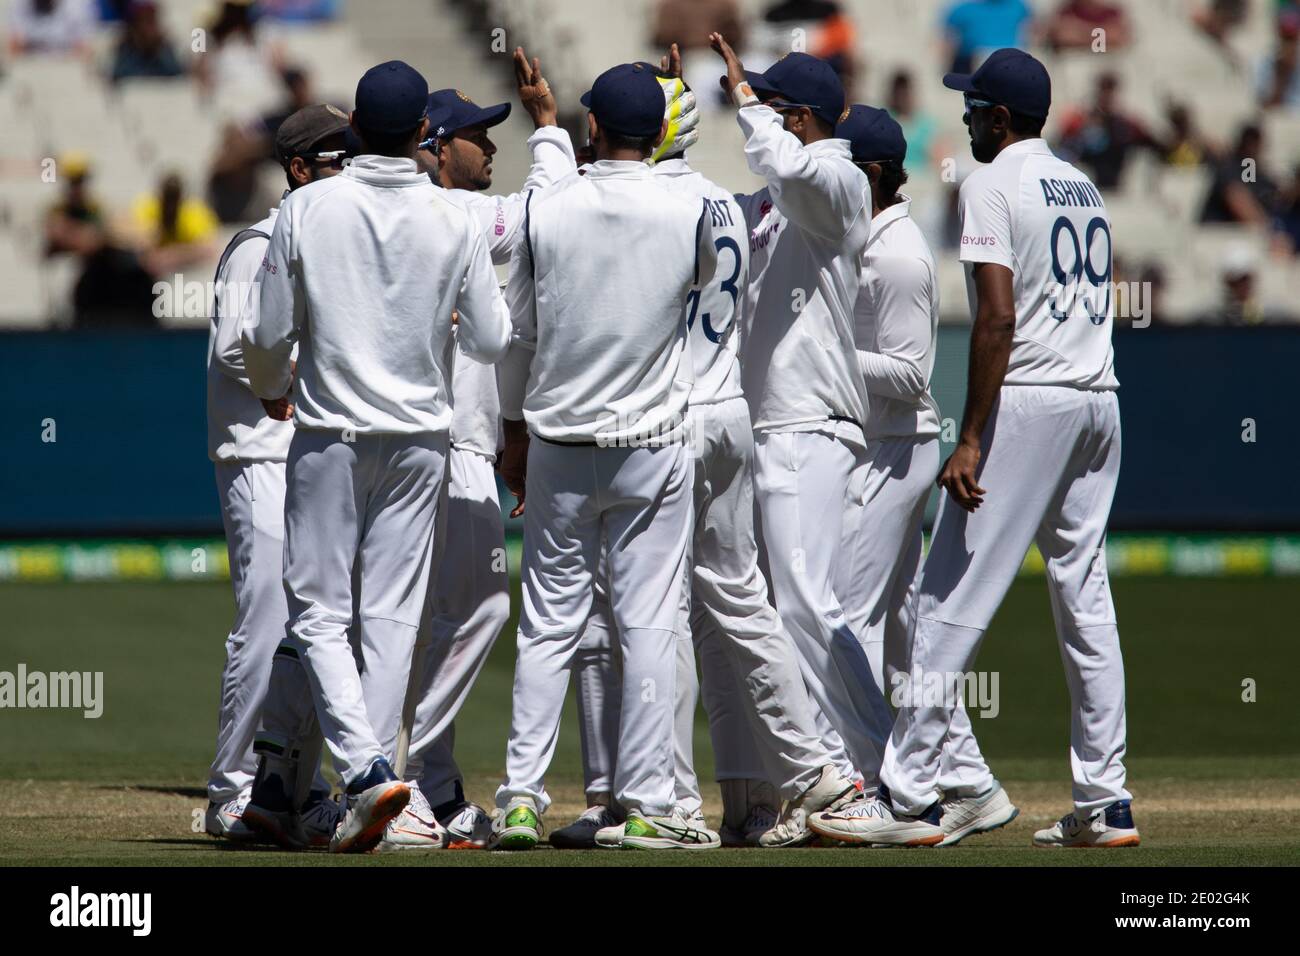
[707,37,894,794]
[394,51,577,850]
[493,62,719,851]
[812,50,1138,849]
[834,105,1018,847]
[203,104,350,841]
[556,55,856,851]
[242,61,510,854]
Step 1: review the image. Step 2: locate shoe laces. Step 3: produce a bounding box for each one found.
[578,805,615,827]
[227,790,251,814]
[301,797,340,826]
[450,802,487,829]
[837,798,890,821]
[404,786,435,823]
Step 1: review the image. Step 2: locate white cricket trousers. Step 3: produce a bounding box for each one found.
[882,386,1130,816]
[280,428,447,788]
[497,440,693,817]
[752,429,896,787]
[404,448,511,808]
[838,435,991,794]
[209,459,288,802]
[573,400,837,808]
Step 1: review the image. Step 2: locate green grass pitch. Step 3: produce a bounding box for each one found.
[1,576,1296,866]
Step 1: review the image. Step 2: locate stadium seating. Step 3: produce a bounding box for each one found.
[1,0,1297,326]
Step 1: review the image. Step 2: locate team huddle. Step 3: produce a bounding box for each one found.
[202,32,1140,854]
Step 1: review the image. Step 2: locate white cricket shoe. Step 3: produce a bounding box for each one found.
[756,807,814,847]
[329,759,410,854]
[438,801,492,850]
[755,765,858,847]
[1033,800,1140,848]
[551,805,623,849]
[621,807,720,850]
[205,789,257,841]
[299,794,343,849]
[937,782,1020,847]
[378,786,446,852]
[797,765,859,814]
[808,789,944,847]
[594,820,625,849]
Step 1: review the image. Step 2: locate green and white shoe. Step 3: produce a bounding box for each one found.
[490,800,542,851]
[621,808,720,851]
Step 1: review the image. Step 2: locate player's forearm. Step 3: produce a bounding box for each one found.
[498,341,534,421]
[857,349,927,401]
[737,105,857,241]
[520,127,576,193]
[958,307,1014,448]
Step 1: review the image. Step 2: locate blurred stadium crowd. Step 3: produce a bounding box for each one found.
[4,0,1299,328]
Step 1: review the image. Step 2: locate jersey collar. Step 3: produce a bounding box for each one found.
[652,157,692,176]
[994,137,1052,163]
[869,193,912,238]
[584,159,653,180]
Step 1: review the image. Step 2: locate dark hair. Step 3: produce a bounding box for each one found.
[877,160,909,201]
[1008,111,1045,137]
[857,160,909,201]
[356,123,422,158]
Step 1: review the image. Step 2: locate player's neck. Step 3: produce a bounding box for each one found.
[872,194,904,217]
[995,132,1041,156]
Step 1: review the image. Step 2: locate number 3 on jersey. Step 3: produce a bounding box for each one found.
[687,235,741,343]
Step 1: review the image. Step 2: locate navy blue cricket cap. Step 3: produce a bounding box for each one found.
[743,52,844,126]
[424,88,511,139]
[837,105,906,164]
[943,48,1051,120]
[580,62,666,138]
[354,60,429,136]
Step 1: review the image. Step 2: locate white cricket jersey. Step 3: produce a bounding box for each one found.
[207,203,293,462]
[500,160,717,446]
[652,158,746,407]
[245,154,510,435]
[443,127,577,458]
[732,104,872,440]
[958,138,1119,390]
[854,196,942,440]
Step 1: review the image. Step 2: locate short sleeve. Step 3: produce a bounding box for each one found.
[957,173,1014,269]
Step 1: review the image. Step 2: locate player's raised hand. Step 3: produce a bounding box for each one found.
[660,42,683,78]
[709,32,747,99]
[514,46,557,128]
[938,443,986,512]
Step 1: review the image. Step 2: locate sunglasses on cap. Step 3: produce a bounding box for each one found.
[300,149,348,169]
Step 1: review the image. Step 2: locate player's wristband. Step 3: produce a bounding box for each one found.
[732,83,759,109]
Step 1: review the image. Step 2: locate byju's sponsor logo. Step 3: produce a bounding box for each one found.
[0,664,103,718]
[49,886,151,936]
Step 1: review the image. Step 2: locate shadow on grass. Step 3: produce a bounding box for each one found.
[95,785,208,799]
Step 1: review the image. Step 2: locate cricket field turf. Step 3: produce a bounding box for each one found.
[1,576,1296,867]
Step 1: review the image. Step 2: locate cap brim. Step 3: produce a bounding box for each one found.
[472,101,511,129]
[942,72,979,93]
[743,69,782,98]
[580,90,593,109]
